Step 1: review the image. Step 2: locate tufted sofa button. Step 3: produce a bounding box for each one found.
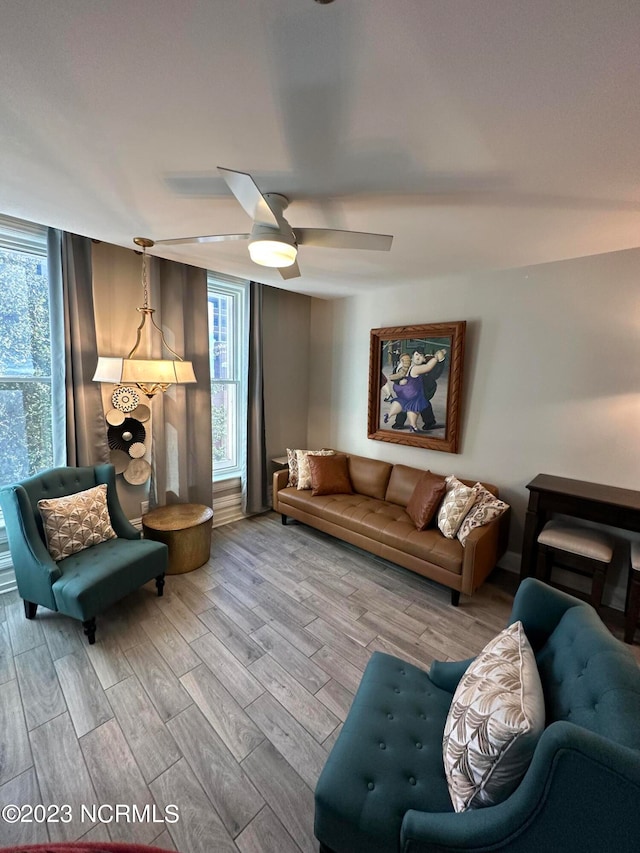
[379,742,386,750]
[394,688,400,694]
[409,776,416,785]
[367,782,375,791]
[387,713,394,720]
[416,742,422,749]
[419,713,426,719]
[400,669,406,675]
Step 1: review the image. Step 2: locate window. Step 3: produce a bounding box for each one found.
[0,216,53,485]
[207,274,247,480]
[0,215,52,592]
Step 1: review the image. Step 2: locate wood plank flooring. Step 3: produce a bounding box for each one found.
[0,511,520,851]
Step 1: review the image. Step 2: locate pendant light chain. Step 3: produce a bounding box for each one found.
[142,247,149,309]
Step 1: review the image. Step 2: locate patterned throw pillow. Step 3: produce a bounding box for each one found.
[457,483,509,546]
[437,475,477,539]
[443,621,545,812]
[38,484,117,561]
[295,449,335,490]
[286,448,307,487]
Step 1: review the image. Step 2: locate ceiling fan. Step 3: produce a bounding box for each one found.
[155,167,393,280]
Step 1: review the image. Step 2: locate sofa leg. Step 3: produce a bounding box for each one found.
[82,617,96,645]
[23,600,38,620]
[156,573,165,597]
[451,589,460,607]
[319,845,338,853]
[281,513,288,525]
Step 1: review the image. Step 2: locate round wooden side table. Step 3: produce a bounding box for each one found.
[142,503,213,574]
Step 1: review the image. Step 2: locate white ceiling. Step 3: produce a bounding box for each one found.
[1,0,639,298]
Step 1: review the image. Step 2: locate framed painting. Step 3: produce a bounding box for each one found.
[367,321,466,453]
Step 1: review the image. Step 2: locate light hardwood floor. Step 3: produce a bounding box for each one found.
[0,511,601,851]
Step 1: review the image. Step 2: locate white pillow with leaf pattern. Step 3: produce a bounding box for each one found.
[442,621,545,811]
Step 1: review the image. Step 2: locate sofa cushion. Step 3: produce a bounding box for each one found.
[286,447,330,487]
[52,537,167,621]
[437,476,477,539]
[296,449,335,490]
[443,621,545,811]
[347,454,393,500]
[308,453,353,496]
[457,484,509,546]
[315,652,454,853]
[406,471,447,530]
[38,484,116,561]
[278,488,464,575]
[384,464,425,506]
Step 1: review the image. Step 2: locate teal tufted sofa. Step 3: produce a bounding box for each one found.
[0,464,168,644]
[314,578,640,852]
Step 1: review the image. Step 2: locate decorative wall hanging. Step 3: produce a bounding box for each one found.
[368,322,466,454]
[131,403,151,423]
[123,458,152,485]
[109,449,130,474]
[111,385,140,412]
[107,417,146,452]
[105,408,125,426]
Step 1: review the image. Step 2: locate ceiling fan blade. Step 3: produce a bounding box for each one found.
[279,260,301,280]
[155,233,250,246]
[295,228,393,251]
[218,167,279,227]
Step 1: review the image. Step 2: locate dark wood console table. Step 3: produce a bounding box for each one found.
[520,474,640,581]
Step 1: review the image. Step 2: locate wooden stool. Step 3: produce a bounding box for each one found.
[624,541,640,644]
[537,520,614,611]
[142,503,213,574]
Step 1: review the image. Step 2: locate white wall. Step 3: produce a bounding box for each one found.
[307,247,640,606]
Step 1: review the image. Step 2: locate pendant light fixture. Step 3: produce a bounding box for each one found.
[93,238,197,397]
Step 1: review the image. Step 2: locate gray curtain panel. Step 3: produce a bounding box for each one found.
[148,257,212,508]
[47,229,108,468]
[243,281,269,515]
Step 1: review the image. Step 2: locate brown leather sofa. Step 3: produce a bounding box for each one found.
[273,452,509,605]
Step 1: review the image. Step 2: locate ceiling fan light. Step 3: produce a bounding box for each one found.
[248,238,297,268]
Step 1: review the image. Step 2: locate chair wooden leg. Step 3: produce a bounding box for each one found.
[156,573,165,597]
[82,617,96,645]
[591,563,607,611]
[23,600,37,620]
[625,570,640,644]
[451,589,460,607]
[281,513,288,525]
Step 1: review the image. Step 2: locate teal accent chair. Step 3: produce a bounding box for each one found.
[0,464,168,644]
[314,578,640,853]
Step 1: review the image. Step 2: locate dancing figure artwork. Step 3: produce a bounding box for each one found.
[368,322,466,454]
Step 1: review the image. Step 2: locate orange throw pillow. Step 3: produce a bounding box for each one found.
[308,454,353,496]
[406,471,447,530]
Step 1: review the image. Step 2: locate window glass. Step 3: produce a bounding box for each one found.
[0,219,52,484]
[207,275,247,480]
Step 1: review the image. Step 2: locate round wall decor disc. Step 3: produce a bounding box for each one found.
[106,408,125,426]
[112,386,140,413]
[131,403,151,423]
[107,418,146,451]
[128,441,146,459]
[109,449,130,474]
[123,458,152,485]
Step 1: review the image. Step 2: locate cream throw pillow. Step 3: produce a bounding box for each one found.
[457,483,509,546]
[295,449,335,490]
[38,484,117,561]
[437,475,477,539]
[443,621,545,812]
